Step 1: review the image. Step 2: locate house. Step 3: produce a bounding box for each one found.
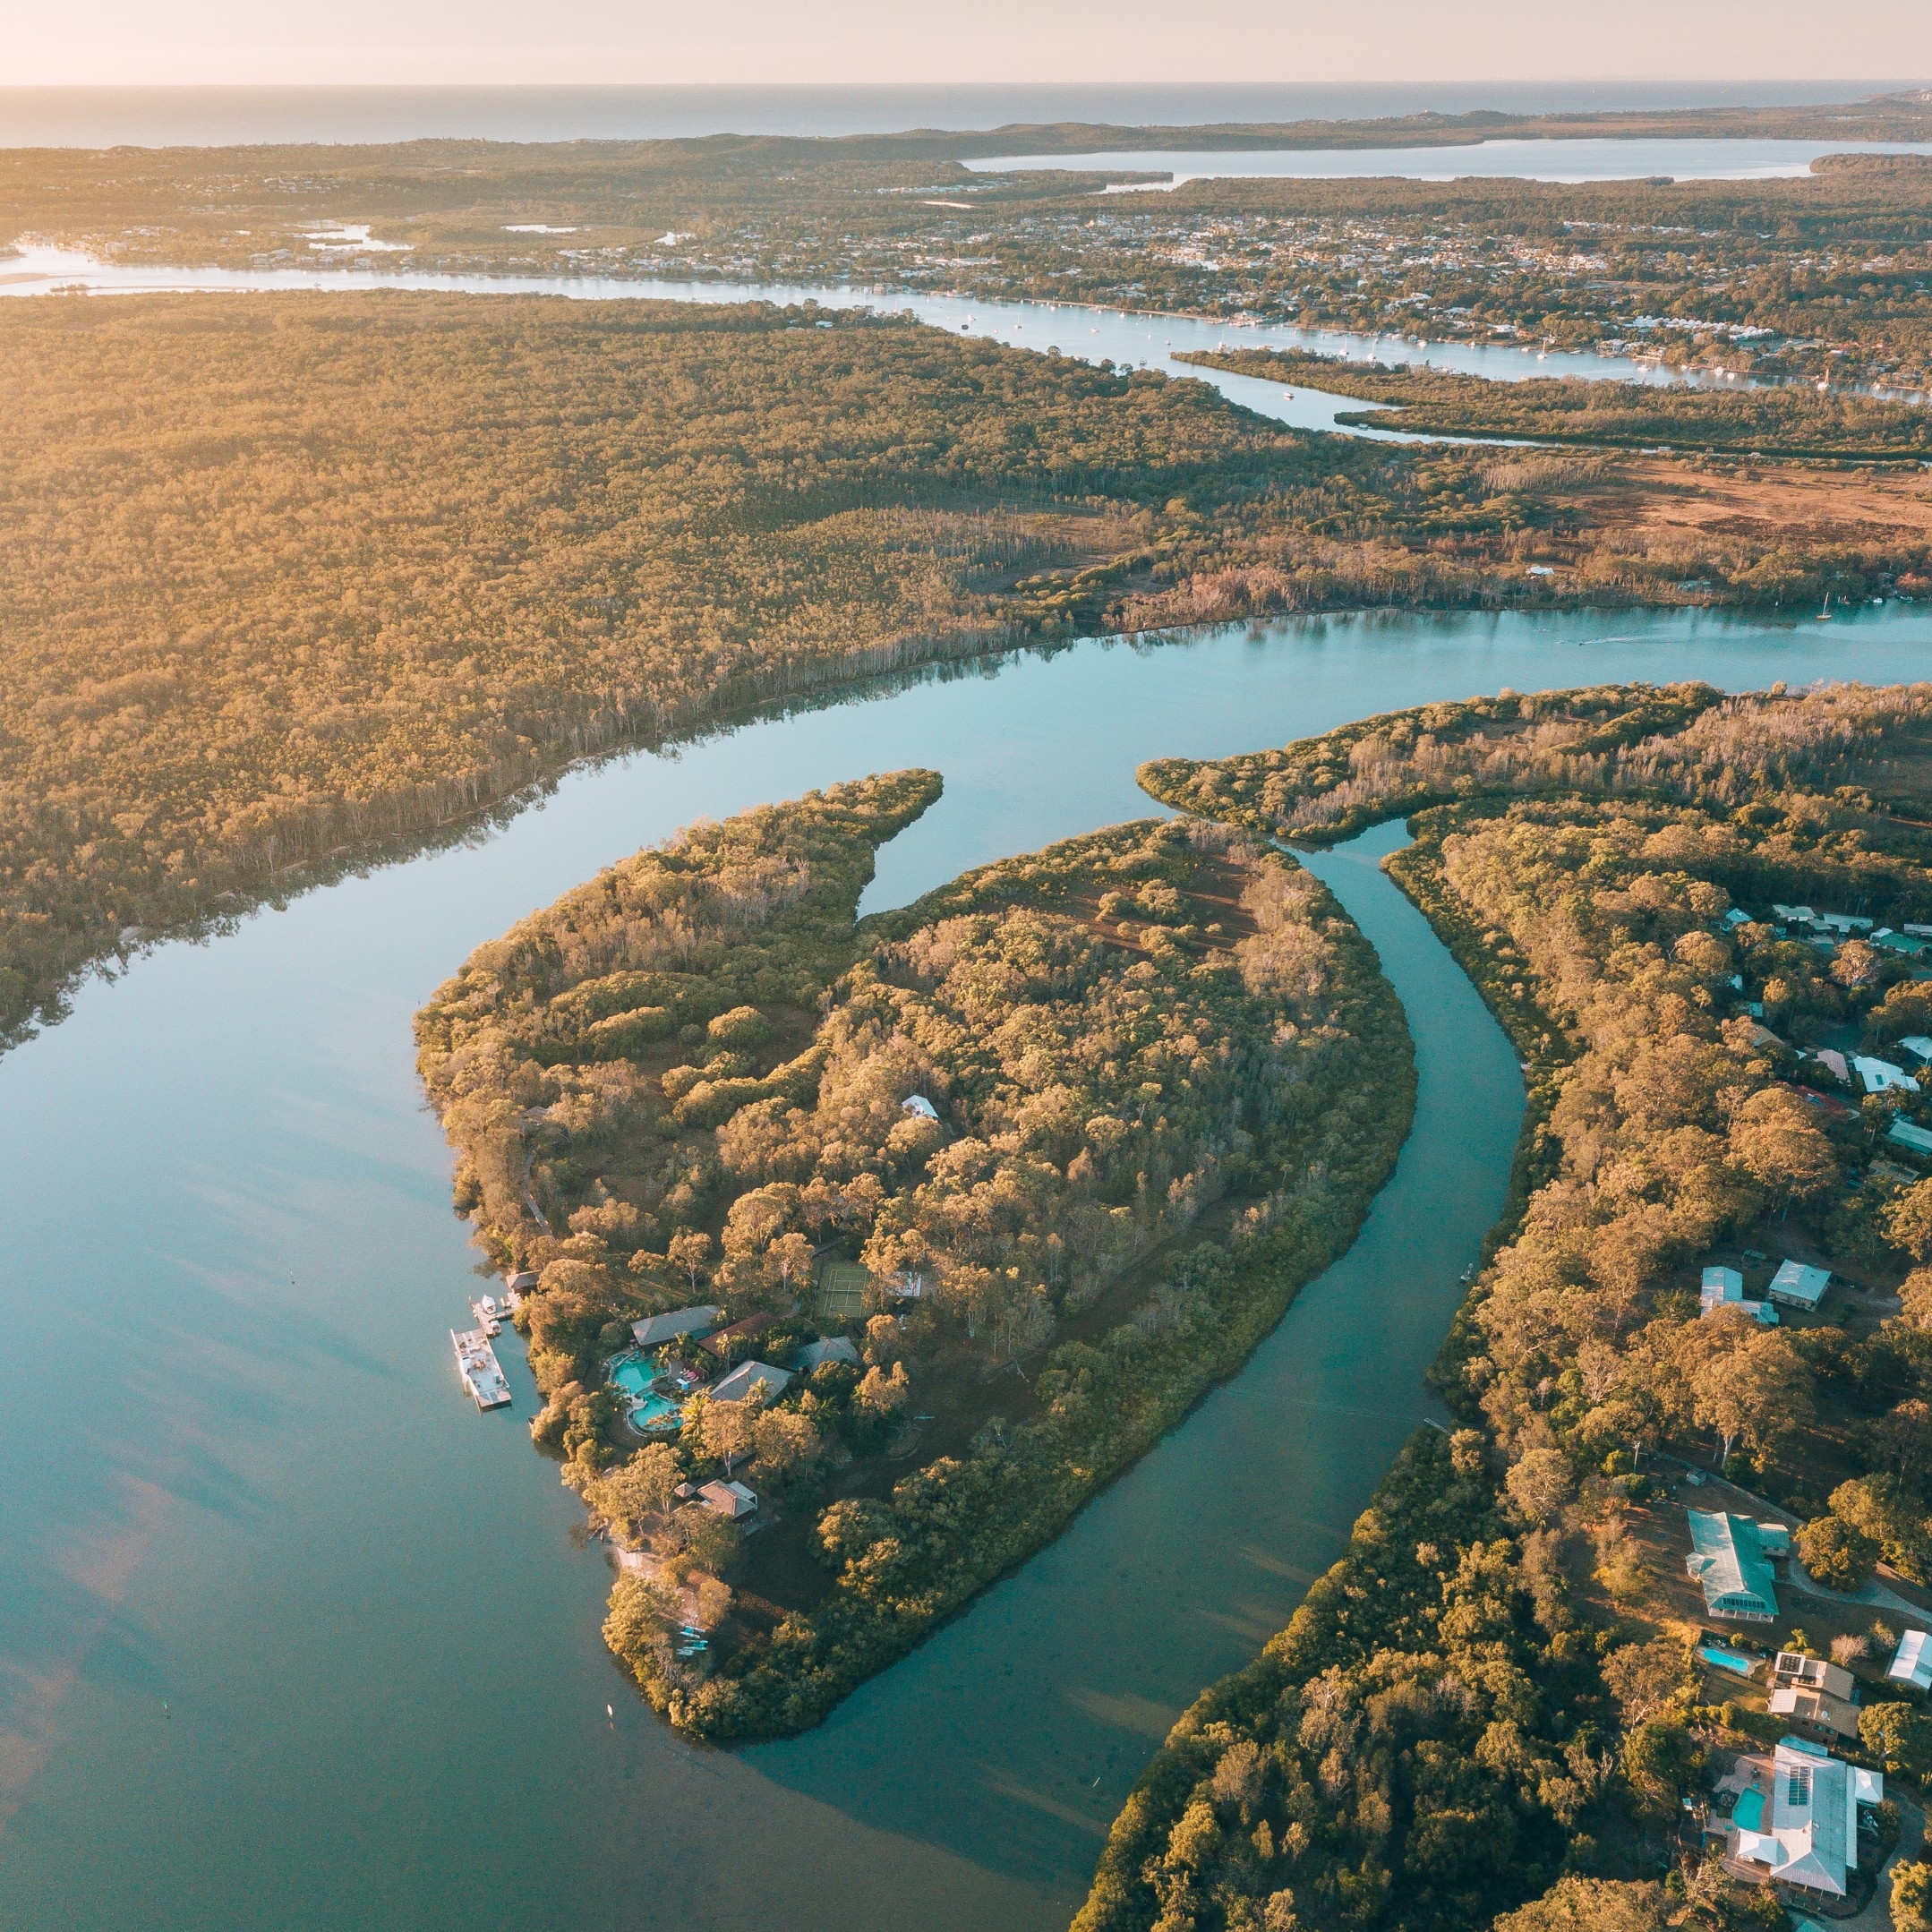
[697,1478,758,1519]
[1819,913,1875,936]
[1774,1653,1857,1700]
[1688,1511,1781,1621]
[1748,1022,1785,1049]
[1900,1036,1932,1064]
[1808,1048,1851,1084]
[699,1312,774,1360]
[631,1304,723,1351]
[1731,1737,1882,1897]
[795,1336,861,1372]
[901,1094,941,1122]
[503,1269,540,1295]
[1890,1119,1932,1157]
[1874,931,1932,959]
[1853,1055,1920,1096]
[1773,904,1817,926]
[1768,1687,1861,1741]
[1769,1261,1832,1312]
[1888,1629,1932,1689]
[707,1359,793,1405]
[1723,909,1754,931]
[1701,1266,1779,1326]
[1756,1521,1791,1559]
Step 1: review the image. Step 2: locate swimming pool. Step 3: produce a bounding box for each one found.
[1733,1787,1765,1832]
[610,1356,654,1398]
[628,1392,685,1432]
[1700,1644,1759,1678]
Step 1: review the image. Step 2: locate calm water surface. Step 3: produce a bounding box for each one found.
[967,137,1932,184]
[0,244,1780,444]
[2,605,1931,1930]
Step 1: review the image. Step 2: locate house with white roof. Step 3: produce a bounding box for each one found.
[1701,1266,1779,1327]
[1731,1738,1882,1897]
[795,1336,860,1372]
[1891,1119,1932,1157]
[1900,1036,1932,1064]
[1889,1629,1932,1690]
[1854,1056,1920,1096]
[1768,1261,1831,1312]
[1687,1511,1780,1621]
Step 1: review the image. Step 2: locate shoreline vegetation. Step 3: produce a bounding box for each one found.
[4,291,1929,1059]
[1083,681,1932,1932]
[414,772,1414,1737]
[1175,346,1932,461]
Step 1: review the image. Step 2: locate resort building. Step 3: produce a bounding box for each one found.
[700,1312,774,1360]
[709,1360,793,1405]
[1888,1629,1932,1690]
[1687,1511,1781,1622]
[697,1479,758,1520]
[1730,1738,1882,1898]
[1767,1261,1832,1312]
[795,1336,861,1372]
[631,1304,722,1350]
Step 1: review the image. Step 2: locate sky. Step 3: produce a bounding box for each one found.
[5,0,1932,91]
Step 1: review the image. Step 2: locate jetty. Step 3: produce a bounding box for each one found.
[452,1328,511,1409]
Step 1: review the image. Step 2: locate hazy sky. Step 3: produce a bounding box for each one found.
[7,0,1932,91]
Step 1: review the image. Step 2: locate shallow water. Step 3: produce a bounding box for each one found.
[1,605,1929,1930]
[966,136,1932,185]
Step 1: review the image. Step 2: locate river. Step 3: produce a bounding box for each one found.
[1,605,1930,1930]
[0,243,1774,448]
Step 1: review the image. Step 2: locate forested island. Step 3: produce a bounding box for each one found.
[1082,682,1932,1932]
[415,769,1412,1734]
[7,291,1924,1061]
[1176,346,1932,459]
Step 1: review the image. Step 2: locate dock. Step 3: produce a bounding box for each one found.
[452,1328,511,1409]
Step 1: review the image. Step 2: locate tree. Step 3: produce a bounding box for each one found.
[1621,1717,1705,1817]
[1728,1086,1837,1209]
[1901,1266,1932,1331]
[1691,1331,1813,1469]
[857,1362,911,1414]
[1859,1703,1932,1776]
[1796,1512,1878,1591]
[1505,1447,1575,1525]
[1892,1859,1932,1932]
[750,1406,822,1483]
[1602,1637,1692,1728]
[697,1393,757,1477]
[667,1227,713,1294]
[585,1443,680,1543]
[1875,1398,1932,1490]
[1886,1182,1932,1263]
[765,1231,814,1303]
[1492,1878,1673,1932]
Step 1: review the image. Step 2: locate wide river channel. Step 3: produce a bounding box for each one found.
[3,602,1932,1930]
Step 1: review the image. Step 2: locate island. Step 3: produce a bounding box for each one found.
[415,769,1412,1736]
[1082,681,1932,1932]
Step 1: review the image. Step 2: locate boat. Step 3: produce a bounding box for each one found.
[452,1328,511,1409]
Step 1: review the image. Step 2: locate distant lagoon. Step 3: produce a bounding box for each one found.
[966,136,1932,186]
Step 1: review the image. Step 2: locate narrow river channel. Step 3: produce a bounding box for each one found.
[1,606,1929,1931]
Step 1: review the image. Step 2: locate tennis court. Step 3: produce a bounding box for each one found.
[815,1260,871,1320]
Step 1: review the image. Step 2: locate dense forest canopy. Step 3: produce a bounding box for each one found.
[416,773,1413,1736]
[1085,682,1932,1932]
[6,291,1916,1056]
